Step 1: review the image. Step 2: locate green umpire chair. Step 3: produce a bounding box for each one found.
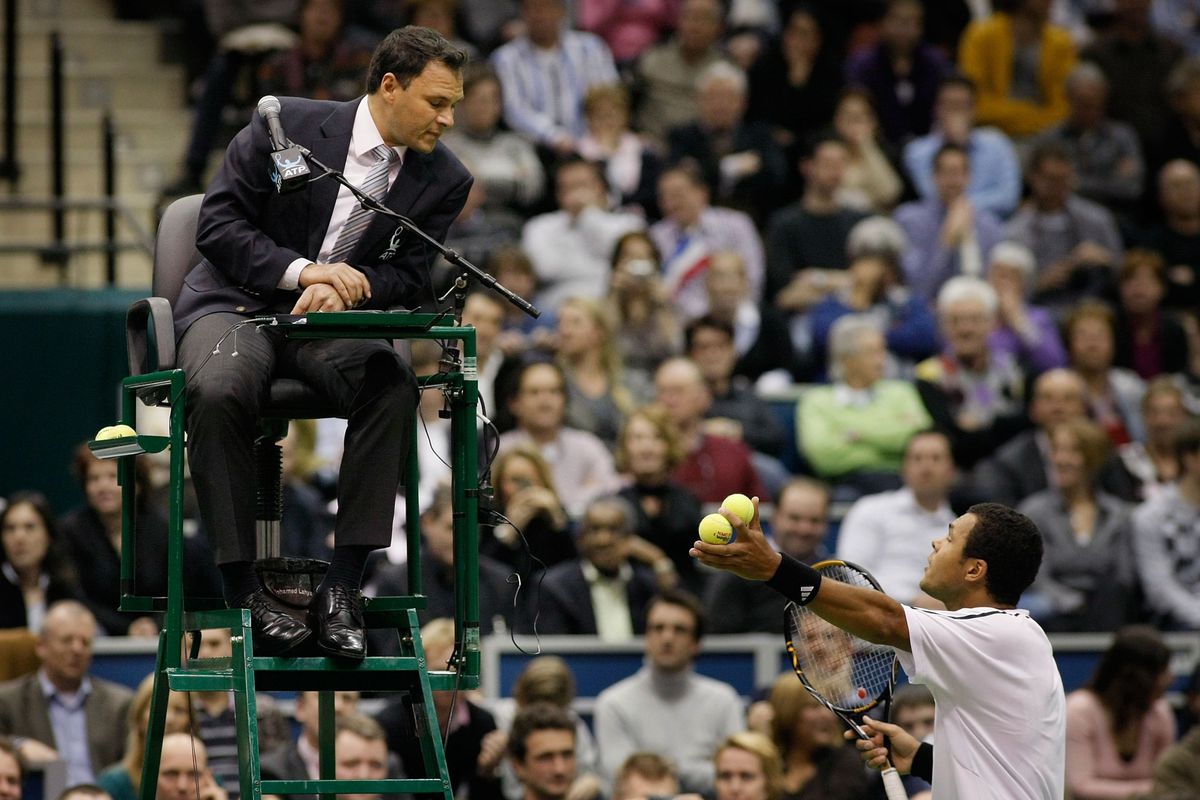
[90,194,483,800]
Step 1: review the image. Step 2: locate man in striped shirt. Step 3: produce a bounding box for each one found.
[491,0,618,155]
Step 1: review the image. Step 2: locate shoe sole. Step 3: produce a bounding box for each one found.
[316,638,366,661]
[254,626,313,657]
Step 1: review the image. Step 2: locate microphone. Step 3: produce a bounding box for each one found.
[257,95,311,194]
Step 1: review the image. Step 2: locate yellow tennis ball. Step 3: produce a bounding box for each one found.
[722,493,754,525]
[110,424,138,438]
[94,426,118,441]
[698,513,736,545]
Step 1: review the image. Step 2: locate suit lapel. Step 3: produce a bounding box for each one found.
[24,676,56,749]
[352,149,435,261]
[306,101,357,258]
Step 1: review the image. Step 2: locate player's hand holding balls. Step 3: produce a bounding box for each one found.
[722,492,754,525]
[691,494,785,582]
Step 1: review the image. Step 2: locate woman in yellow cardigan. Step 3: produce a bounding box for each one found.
[958,0,1077,139]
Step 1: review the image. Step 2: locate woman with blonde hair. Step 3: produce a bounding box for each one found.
[615,406,704,593]
[714,730,785,800]
[556,296,650,447]
[766,673,867,800]
[97,674,193,800]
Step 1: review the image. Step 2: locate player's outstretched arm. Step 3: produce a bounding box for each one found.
[691,497,910,651]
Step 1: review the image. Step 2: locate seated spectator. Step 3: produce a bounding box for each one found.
[702,250,794,384]
[0,492,78,632]
[485,445,576,584]
[154,733,227,800]
[832,88,905,213]
[490,248,558,356]
[1114,249,1191,379]
[903,74,1022,218]
[498,360,622,517]
[915,277,1028,469]
[441,63,546,213]
[894,142,1004,303]
[97,674,195,800]
[1065,626,1176,798]
[606,232,681,382]
[958,0,1076,139]
[877,684,935,799]
[522,158,645,310]
[631,0,727,144]
[259,690,359,794]
[1004,141,1123,307]
[651,160,766,320]
[490,0,618,155]
[507,703,601,800]
[0,601,131,786]
[186,629,240,796]
[1035,62,1144,213]
[1065,301,1147,445]
[58,444,219,637]
[612,752,687,800]
[705,479,830,634]
[764,673,867,800]
[256,0,374,103]
[985,241,1069,374]
[797,315,932,491]
[369,483,514,636]
[1132,419,1200,630]
[1148,726,1200,798]
[535,496,662,638]
[578,85,663,218]
[1161,56,1200,170]
[1018,418,1138,632]
[462,291,510,430]
[615,406,705,593]
[712,731,783,800]
[556,297,647,448]
[835,430,957,606]
[765,136,868,314]
[745,5,842,186]
[489,656,601,800]
[667,61,789,223]
[0,739,17,800]
[654,357,769,505]
[378,618,505,800]
[442,174,525,291]
[327,713,397,800]
[685,316,786,458]
[845,0,951,145]
[1081,0,1182,159]
[279,421,334,561]
[1137,160,1200,312]
[594,591,745,794]
[1117,376,1194,502]
[808,217,940,380]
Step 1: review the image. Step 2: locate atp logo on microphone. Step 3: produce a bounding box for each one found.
[270,147,311,193]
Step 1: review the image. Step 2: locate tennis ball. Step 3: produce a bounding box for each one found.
[698,513,736,545]
[95,424,137,441]
[721,493,754,525]
[857,687,867,700]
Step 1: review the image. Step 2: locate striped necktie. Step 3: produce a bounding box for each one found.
[327,144,399,263]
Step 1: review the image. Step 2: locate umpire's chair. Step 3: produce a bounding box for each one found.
[91,194,483,800]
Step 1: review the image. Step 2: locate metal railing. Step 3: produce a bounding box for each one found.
[0,20,156,283]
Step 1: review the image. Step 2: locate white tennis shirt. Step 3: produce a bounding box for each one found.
[896,605,1065,800]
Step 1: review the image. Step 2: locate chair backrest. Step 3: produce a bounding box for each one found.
[153,194,205,305]
[0,629,40,682]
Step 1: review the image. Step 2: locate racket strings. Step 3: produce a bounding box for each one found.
[786,565,896,712]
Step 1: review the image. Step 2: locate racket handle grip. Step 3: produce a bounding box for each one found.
[881,767,907,800]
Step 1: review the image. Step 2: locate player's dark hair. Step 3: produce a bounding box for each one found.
[962,503,1043,606]
[366,25,468,93]
[889,683,934,719]
[645,588,706,641]
[507,702,576,762]
[937,72,976,99]
[933,141,969,171]
[1086,625,1170,742]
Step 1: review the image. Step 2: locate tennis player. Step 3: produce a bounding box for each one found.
[692,501,1065,800]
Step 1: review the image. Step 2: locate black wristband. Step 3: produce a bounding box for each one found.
[910,742,933,782]
[765,553,822,605]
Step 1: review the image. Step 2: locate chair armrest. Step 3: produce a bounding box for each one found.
[126,297,176,375]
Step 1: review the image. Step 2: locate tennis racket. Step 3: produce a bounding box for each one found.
[783,559,907,800]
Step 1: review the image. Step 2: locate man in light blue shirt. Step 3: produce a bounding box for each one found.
[904,75,1022,219]
[0,601,131,785]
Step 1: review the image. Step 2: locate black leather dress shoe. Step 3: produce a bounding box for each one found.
[308,583,367,660]
[245,590,311,655]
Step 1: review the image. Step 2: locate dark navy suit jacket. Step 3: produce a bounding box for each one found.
[175,96,473,338]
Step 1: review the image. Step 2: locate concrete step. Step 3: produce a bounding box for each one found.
[16,19,165,68]
[20,0,119,22]
[0,249,153,288]
[9,64,185,113]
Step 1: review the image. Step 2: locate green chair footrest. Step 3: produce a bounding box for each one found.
[260,778,447,794]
